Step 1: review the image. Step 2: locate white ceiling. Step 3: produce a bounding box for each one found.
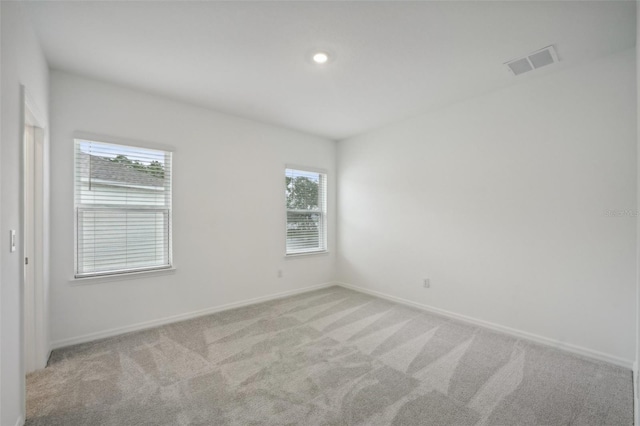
[24,1,636,140]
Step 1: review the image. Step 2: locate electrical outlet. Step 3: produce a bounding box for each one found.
[423,278,430,288]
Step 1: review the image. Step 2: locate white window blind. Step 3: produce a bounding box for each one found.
[74,139,172,277]
[285,168,327,255]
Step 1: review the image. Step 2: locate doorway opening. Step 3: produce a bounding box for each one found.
[22,87,48,374]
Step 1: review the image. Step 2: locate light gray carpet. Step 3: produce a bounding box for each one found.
[27,286,632,425]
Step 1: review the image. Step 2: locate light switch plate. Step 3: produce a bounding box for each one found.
[10,230,16,253]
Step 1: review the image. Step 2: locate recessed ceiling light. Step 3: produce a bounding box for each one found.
[312,52,329,64]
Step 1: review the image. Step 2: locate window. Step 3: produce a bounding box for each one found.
[285,167,327,255]
[74,139,172,278]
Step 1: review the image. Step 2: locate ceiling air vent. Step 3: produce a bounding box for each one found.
[505,45,558,76]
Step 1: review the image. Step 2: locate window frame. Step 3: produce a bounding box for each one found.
[284,165,328,257]
[73,136,174,279]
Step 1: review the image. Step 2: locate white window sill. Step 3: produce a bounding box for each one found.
[285,250,329,259]
[70,267,176,286]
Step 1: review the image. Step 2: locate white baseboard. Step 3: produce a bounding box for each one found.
[51,282,336,350]
[51,280,633,369]
[336,282,634,369]
[14,415,25,426]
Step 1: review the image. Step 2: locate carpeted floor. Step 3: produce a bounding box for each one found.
[27,286,632,425]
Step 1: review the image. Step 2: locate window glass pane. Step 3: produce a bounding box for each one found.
[286,171,320,210]
[76,140,170,207]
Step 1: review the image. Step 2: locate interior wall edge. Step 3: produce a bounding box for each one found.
[634,3,639,425]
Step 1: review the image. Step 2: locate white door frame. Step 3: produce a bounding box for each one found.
[21,86,48,373]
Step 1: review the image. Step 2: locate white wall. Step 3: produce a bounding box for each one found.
[1,4,3,423]
[635,3,639,423]
[49,71,336,347]
[337,49,637,366]
[1,2,50,425]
